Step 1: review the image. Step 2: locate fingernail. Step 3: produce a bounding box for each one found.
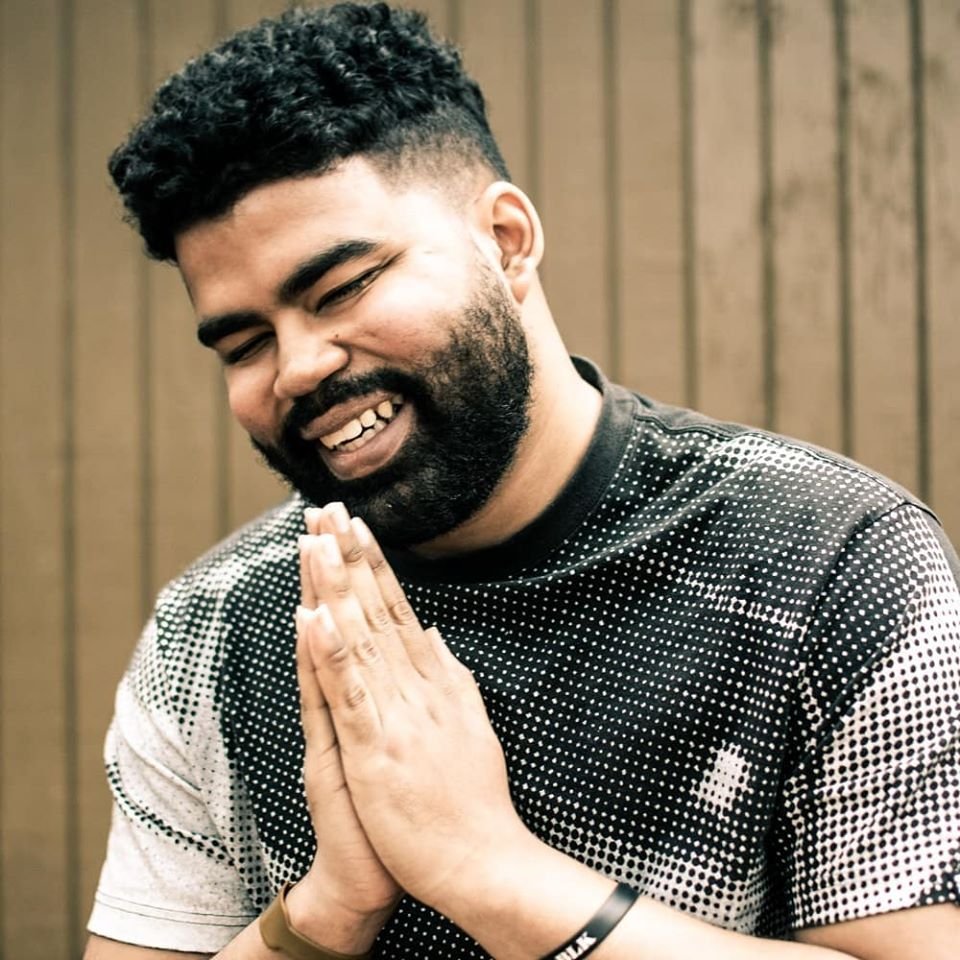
[326,501,351,534]
[351,516,372,547]
[316,603,336,633]
[294,604,311,624]
[317,534,342,566]
[304,508,323,531]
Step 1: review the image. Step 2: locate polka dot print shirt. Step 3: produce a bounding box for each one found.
[88,360,960,955]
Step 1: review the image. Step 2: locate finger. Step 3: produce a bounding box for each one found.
[300,508,326,607]
[324,504,413,672]
[304,541,405,710]
[304,507,324,535]
[295,606,333,740]
[425,626,485,708]
[296,607,354,812]
[306,529,417,684]
[306,602,383,747]
[299,536,318,608]
[353,516,445,680]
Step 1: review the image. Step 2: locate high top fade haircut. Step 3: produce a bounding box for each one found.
[109,2,510,263]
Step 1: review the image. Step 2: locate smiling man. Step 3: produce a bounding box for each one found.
[86,4,959,960]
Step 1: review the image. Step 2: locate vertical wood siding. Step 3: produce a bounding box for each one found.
[0,1,956,954]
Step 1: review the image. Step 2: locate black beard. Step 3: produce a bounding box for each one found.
[252,269,533,548]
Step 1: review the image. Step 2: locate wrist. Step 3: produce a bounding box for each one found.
[428,830,619,960]
[283,872,396,955]
[425,823,550,925]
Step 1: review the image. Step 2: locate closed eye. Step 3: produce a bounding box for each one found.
[316,264,386,311]
[222,331,274,366]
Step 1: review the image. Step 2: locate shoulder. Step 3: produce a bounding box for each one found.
[115,496,303,739]
[617,385,932,542]
[155,496,303,617]
[131,497,303,685]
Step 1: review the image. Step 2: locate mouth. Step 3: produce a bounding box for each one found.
[300,393,412,480]
[315,394,404,452]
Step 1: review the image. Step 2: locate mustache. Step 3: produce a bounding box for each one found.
[282,368,423,438]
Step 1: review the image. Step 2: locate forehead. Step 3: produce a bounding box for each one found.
[174,157,472,303]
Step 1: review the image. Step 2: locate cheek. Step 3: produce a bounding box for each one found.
[359,275,462,351]
[225,369,281,442]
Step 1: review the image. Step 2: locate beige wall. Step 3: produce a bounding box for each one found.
[1,0,957,955]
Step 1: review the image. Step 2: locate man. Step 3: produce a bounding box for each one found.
[86,4,959,958]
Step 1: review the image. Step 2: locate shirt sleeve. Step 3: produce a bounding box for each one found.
[87,618,258,952]
[779,504,960,931]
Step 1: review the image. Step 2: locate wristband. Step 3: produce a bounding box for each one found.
[259,881,372,960]
[539,882,639,960]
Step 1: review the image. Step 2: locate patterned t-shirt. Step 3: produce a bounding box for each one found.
[88,360,960,956]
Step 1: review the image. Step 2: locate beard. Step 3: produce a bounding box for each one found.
[252,264,534,548]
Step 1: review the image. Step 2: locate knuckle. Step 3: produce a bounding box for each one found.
[368,605,393,633]
[355,635,380,663]
[343,683,368,710]
[454,661,476,684]
[390,599,418,626]
[438,677,459,699]
[327,642,351,667]
[341,542,366,566]
[330,578,352,600]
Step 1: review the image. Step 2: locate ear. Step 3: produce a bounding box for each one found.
[472,182,544,304]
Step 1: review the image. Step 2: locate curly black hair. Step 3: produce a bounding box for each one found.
[109,3,510,262]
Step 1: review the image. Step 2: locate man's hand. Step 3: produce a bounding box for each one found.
[298,503,533,913]
[291,506,401,950]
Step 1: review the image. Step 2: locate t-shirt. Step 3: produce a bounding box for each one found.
[88,360,960,956]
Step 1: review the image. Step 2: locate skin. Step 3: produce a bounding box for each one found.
[85,159,959,959]
[176,159,600,558]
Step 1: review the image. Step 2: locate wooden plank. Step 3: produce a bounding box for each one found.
[147,0,218,81]
[71,0,146,941]
[924,0,960,541]
[224,0,289,34]
[846,0,918,491]
[537,0,611,369]
[405,0,451,38]
[614,0,685,403]
[0,0,72,955]
[457,0,531,189]
[691,0,765,427]
[771,0,843,449]
[222,0,292,528]
[145,0,223,595]
[226,417,287,529]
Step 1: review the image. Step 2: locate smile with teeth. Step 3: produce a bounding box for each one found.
[319,394,404,452]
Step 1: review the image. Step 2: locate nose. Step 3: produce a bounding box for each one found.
[273,312,349,400]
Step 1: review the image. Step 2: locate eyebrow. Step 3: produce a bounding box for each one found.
[196,238,385,348]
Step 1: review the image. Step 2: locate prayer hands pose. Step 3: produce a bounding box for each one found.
[295,502,532,925]
[288,506,400,951]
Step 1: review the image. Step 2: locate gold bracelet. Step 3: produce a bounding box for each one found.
[259,881,372,960]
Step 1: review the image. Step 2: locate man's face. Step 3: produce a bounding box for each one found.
[176,160,533,547]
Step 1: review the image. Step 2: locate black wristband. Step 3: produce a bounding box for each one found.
[538,882,639,960]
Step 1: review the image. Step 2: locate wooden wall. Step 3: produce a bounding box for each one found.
[0,0,957,955]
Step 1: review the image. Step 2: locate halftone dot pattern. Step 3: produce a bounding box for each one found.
[88,364,960,956]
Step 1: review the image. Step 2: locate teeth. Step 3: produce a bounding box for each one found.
[342,418,363,441]
[318,395,404,451]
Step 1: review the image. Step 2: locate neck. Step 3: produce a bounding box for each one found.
[411,354,602,559]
